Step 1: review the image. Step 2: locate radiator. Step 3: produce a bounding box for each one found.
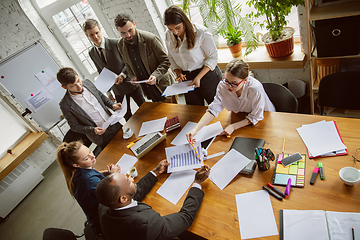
[0,160,43,218]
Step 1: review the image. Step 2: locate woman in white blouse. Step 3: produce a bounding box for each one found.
[164,5,220,106]
[186,59,275,142]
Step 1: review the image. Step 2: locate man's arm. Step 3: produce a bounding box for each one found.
[148,35,171,81]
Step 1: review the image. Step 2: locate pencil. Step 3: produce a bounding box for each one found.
[176,74,186,81]
[190,141,205,165]
[282,134,286,153]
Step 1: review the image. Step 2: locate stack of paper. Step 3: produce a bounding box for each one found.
[161,81,195,97]
[296,120,347,158]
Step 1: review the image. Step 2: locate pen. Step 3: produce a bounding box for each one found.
[318,162,325,180]
[352,226,355,240]
[176,74,186,81]
[282,134,286,153]
[126,136,143,148]
[285,178,292,196]
[267,183,287,198]
[262,186,283,201]
[310,167,319,185]
[190,141,205,165]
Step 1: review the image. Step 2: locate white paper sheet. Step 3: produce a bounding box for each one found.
[138,117,167,136]
[236,190,278,239]
[101,96,127,129]
[24,87,54,112]
[283,210,329,240]
[156,170,196,205]
[161,81,195,96]
[35,67,60,93]
[171,121,223,146]
[115,153,138,175]
[130,79,148,83]
[209,149,250,190]
[165,142,203,173]
[94,67,117,93]
[296,120,346,157]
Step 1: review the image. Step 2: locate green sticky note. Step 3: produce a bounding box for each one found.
[298,161,305,169]
[289,164,298,175]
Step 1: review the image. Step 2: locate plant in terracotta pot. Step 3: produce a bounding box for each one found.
[223,24,243,58]
[180,0,258,56]
[247,0,304,58]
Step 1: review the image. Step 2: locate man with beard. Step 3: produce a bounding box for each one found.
[83,18,144,121]
[57,67,122,150]
[96,159,210,240]
[114,13,175,103]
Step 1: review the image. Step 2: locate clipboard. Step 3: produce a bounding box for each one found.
[306,121,348,159]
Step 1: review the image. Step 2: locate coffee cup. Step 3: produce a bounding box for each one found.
[127,166,138,178]
[339,167,360,186]
[123,127,134,140]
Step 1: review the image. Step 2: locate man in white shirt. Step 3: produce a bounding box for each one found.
[57,67,122,150]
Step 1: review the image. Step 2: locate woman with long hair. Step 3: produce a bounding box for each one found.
[56,141,120,238]
[186,59,275,142]
[164,5,220,106]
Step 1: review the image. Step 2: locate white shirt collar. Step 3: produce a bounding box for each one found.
[114,199,138,211]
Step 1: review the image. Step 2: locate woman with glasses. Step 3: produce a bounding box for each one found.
[164,5,220,106]
[186,59,275,142]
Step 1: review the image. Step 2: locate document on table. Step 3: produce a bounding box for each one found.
[94,67,117,93]
[138,117,167,136]
[101,96,127,129]
[115,153,138,174]
[156,170,196,205]
[165,142,203,173]
[161,81,195,96]
[171,121,223,146]
[296,120,346,157]
[235,190,278,239]
[209,149,250,190]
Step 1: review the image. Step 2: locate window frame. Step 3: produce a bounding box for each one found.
[31,0,117,80]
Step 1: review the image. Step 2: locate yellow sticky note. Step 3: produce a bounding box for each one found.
[289,165,298,175]
[276,164,289,174]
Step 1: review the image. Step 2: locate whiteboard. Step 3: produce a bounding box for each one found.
[0,42,64,131]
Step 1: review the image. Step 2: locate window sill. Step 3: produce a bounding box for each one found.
[0,132,48,181]
[217,42,306,70]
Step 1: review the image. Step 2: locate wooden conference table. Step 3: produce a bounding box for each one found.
[95,102,360,240]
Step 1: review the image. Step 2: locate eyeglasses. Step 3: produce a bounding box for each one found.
[222,78,243,88]
[352,148,360,164]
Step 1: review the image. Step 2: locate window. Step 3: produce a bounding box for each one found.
[32,0,116,79]
[0,100,30,159]
[173,0,300,45]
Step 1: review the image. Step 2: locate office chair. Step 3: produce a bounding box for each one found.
[262,82,298,113]
[63,129,102,157]
[43,227,84,240]
[318,71,360,115]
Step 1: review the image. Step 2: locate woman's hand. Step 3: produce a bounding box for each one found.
[222,124,236,136]
[174,69,186,82]
[107,164,121,174]
[189,76,201,88]
[186,128,198,143]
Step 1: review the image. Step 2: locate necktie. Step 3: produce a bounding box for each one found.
[98,47,106,64]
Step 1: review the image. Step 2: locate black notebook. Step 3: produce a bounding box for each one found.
[229,137,265,175]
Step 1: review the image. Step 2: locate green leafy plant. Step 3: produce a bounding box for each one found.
[247,0,304,41]
[179,0,258,56]
[224,25,242,46]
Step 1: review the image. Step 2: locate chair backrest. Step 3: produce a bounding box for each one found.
[63,129,92,147]
[262,82,298,113]
[319,71,360,115]
[43,228,80,240]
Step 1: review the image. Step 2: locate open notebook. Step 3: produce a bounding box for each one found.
[280,209,360,240]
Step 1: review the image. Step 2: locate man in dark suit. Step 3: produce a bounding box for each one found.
[57,67,122,150]
[96,160,210,240]
[83,19,144,121]
[114,13,176,103]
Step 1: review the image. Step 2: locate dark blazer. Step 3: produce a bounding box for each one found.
[99,172,204,240]
[117,30,175,93]
[59,79,114,146]
[89,37,137,96]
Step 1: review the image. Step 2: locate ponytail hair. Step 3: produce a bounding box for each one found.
[56,141,83,196]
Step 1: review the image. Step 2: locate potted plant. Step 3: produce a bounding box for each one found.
[247,0,304,58]
[223,24,243,58]
[180,0,258,56]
